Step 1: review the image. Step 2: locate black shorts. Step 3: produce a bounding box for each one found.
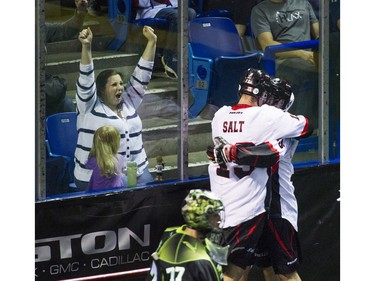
[254,217,302,275]
[223,212,266,269]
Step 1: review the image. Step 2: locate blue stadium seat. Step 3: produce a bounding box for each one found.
[107,0,169,51]
[45,112,78,185]
[188,17,263,118]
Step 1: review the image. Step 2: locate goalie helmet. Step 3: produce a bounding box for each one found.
[181,189,224,232]
[267,77,295,112]
[238,68,271,105]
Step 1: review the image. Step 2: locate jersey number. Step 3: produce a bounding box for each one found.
[216,165,255,179]
[166,266,185,281]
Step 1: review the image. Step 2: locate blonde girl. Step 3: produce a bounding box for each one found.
[85,126,124,191]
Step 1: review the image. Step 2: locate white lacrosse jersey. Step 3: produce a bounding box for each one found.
[209,104,312,227]
[268,138,299,231]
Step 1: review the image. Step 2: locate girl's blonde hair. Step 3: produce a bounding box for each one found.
[89,126,121,178]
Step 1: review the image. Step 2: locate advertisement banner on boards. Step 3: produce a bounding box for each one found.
[36,164,340,281]
[35,179,210,280]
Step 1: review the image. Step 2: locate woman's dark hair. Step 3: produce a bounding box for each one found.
[96,70,124,99]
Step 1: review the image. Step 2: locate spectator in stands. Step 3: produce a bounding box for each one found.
[46,0,88,43]
[45,74,75,116]
[251,0,319,125]
[74,25,157,190]
[135,0,197,79]
[45,0,89,116]
[85,126,124,191]
[146,189,227,281]
[204,0,260,37]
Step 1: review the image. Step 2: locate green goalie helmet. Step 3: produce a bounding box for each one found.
[181,189,224,231]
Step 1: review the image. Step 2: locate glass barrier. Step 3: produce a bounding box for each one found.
[36,0,339,201]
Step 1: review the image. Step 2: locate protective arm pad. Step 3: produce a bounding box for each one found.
[233,141,282,167]
[211,137,283,167]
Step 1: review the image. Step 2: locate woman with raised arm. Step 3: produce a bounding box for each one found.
[74,25,157,190]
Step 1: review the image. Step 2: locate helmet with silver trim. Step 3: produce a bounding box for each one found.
[267,77,294,111]
[238,68,271,105]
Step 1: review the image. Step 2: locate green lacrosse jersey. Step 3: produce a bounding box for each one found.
[146,225,224,281]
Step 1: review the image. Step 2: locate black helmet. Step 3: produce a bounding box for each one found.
[267,77,295,111]
[238,68,271,105]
